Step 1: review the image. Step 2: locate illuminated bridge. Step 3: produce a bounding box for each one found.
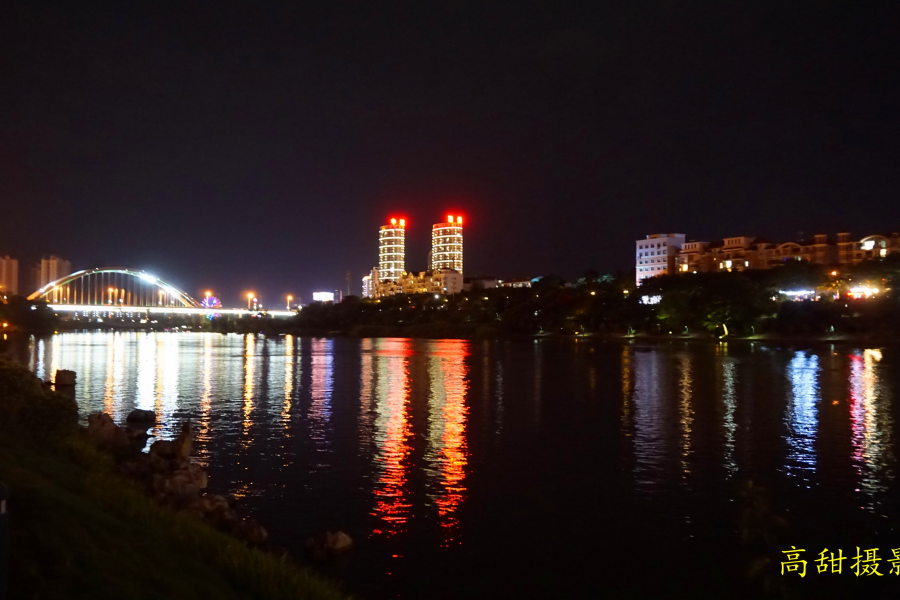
[27,268,295,317]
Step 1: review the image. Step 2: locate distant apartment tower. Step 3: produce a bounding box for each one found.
[635,233,685,286]
[39,255,72,288]
[362,267,379,298]
[431,215,464,275]
[379,218,406,281]
[0,255,18,296]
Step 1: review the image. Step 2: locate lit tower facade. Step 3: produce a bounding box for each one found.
[378,218,406,281]
[431,215,464,275]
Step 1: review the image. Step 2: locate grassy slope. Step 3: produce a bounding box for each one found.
[1,436,351,600]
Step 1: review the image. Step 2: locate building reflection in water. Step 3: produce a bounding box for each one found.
[196,333,214,468]
[424,340,470,545]
[136,333,156,415]
[533,340,542,423]
[620,345,633,432]
[309,338,334,469]
[103,333,126,415]
[849,349,893,505]
[359,338,376,459]
[784,351,819,484]
[631,349,668,491]
[676,353,693,479]
[241,334,256,447]
[720,359,738,477]
[371,338,413,538]
[282,335,295,432]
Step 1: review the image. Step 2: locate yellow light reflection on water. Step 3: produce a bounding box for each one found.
[677,354,694,478]
[371,338,413,538]
[242,334,255,446]
[849,349,893,506]
[425,340,470,546]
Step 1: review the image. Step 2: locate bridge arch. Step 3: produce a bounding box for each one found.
[27,268,200,308]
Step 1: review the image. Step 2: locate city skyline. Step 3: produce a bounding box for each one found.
[3,3,899,305]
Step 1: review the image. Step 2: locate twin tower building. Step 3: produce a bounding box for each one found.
[362,215,464,298]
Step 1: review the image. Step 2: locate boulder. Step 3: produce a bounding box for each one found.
[126,409,156,425]
[149,421,192,460]
[305,530,353,559]
[87,413,120,444]
[54,369,76,386]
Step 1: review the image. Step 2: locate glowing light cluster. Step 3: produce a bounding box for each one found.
[849,287,879,299]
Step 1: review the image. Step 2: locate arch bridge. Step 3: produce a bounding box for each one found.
[27,268,295,317]
[28,268,201,308]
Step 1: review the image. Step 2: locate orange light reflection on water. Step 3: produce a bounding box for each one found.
[428,340,470,545]
[371,339,413,538]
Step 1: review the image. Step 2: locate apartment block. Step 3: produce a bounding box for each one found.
[635,233,685,286]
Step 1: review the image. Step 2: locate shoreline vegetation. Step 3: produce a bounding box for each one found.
[0,360,352,600]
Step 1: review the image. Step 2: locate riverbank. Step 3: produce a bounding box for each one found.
[0,360,351,600]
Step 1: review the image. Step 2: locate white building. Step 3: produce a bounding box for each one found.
[39,255,72,288]
[635,233,685,286]
[362,267,379,298]
[0,255,18,296]
[379,218,405,281]
[431,215,464,275]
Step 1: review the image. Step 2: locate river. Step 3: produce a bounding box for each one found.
[22,332,900,598]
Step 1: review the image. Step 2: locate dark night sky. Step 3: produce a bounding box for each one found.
[2,1,899,305]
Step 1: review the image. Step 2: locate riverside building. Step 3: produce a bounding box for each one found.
[38,255,72,289]
[0,255,18,296]
[378,218,406,282]
[373,269,463,299]
[674,232,900,274]
[635,233,685,286]
[431,215,464,276]
[636,230,900,284]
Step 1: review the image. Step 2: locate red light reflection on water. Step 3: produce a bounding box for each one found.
[371,339,414,537]
[428,340,470,545]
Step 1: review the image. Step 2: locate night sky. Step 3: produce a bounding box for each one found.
[3,1,899,305]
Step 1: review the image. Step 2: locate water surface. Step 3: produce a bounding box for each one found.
[25,333,900,598]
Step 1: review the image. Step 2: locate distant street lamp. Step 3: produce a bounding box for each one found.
[108,287,114,304]
[287,295,293,309]
[247,292,254,309]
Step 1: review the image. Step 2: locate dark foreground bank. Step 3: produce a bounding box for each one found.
[0,360,351,600]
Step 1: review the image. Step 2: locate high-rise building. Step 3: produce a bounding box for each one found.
[39,255,72,288]
[635,233,685,286]
[379,218,405,281]
[431,215,464,275]
[0,255,18,296]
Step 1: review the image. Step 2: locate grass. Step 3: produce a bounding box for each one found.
[0,360,352,600]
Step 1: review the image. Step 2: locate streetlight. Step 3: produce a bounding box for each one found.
[287,295,293,309]
[247,292,254,309]
[108,287,114,304]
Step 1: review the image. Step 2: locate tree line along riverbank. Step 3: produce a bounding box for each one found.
[3,257,899,340]
[0,359,352,600]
